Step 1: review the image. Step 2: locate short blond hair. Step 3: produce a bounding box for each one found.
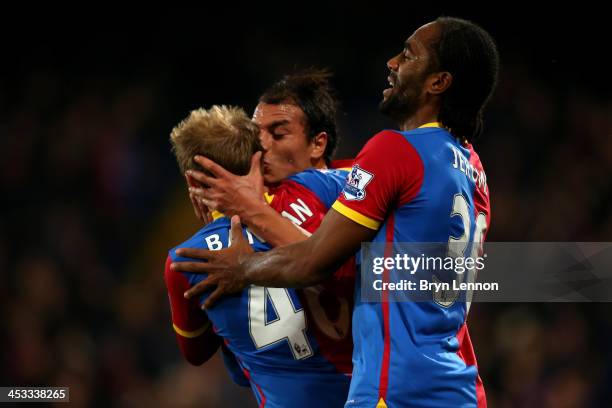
[170,105,261,176]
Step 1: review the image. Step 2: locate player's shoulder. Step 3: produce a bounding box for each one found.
[287,168,347,187]
[358,129,425,163]
[363,129,413,151]
[370,126,449,142]
[402,125,454,148]
[168,218,230,261]
[367,126,454,161]
[284,168,348,209]
[368,128,404,143]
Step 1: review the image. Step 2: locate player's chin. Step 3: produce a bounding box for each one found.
[379,96,392,113]
[380,89,394,108]
[263,172,282,186]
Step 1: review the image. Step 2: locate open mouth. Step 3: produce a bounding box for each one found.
[383,75,395,97]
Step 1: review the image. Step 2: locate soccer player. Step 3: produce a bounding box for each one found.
[173,17,500,407]
[165,105,354,407]
[186,69,351,239]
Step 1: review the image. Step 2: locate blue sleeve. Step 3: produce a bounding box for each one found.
[288,169,348,209]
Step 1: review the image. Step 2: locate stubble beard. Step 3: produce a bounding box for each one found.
[379,71,429,125]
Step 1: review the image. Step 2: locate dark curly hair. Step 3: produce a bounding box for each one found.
[432,17,500,143]
[259,69,339,164]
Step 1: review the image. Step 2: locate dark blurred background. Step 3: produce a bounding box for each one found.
[1,5,611,407]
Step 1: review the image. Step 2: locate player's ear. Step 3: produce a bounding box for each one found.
[428,71,452,95]
[310,132,328,162]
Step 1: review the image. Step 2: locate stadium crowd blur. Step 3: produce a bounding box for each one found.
[1,9,611,407]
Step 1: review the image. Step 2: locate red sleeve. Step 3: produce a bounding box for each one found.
[164,255,221,365]
[332,130,424,230]
[268,181,328,234]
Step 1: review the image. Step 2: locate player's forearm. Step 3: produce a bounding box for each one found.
[239,199,309,247]
[242,208,376,288]
[176,329,221,366]
[242,240,331,288]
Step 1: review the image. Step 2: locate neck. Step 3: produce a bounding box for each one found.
[399,104,439,131]
[311,159,328,170]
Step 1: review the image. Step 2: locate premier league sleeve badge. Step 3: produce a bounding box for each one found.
[342,165,374,201]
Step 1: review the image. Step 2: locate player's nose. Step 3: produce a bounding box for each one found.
[259,131,271,151]
[387,53,400,71]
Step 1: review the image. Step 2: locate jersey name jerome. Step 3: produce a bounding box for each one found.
[450,145,488,195]
[342,165,374,201]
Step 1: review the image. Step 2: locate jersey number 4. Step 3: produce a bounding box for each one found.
[248,286,314,360]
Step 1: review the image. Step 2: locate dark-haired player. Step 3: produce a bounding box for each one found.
[187,69,349,235]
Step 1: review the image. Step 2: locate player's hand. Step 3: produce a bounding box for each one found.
[186,174,213,225]
[186,152,264,216]
[172,215,254,309]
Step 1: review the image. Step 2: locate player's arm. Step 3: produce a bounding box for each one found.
[163,255,221,365]
[176,211,375,307]
[187,153,310,247]
[239,195,312,246]
[244,208,375,287]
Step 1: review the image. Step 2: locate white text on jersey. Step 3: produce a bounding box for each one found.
[281,199,313,226]
[450,146,488,195]
[204,228,257,250]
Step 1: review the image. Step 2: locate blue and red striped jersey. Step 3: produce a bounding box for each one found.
[333,124,489,408]
[165,168,354,408]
